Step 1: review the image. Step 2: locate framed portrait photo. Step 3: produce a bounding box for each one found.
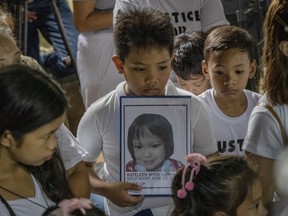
[120,96,191,196]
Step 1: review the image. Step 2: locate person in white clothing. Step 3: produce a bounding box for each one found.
[0,24,90,201]
[73,0,124,109]
[113,0,230,86]
[113,0,229,35]
[77,8,217,216]
[0,65,86,215]
[172,31,210,95]
[243,0,288,210]
[198,25,261,156]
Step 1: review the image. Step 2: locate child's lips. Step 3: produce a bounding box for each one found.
[144,88,160,95]
[143,160,155,165]
[223,89,238,94]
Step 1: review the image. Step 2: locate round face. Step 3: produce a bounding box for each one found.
[203,48,256,102]
[0,35,21,69]
[8,114,65,166]
[177,75,210,95]
[117,47,172,96]
[236,179,267,216]
[133,129,166,171]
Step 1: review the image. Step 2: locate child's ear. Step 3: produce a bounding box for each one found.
[202,60,210,80]
[112,55,124,74]
[248,59,257,79]
[171,52,175,61]
[279,40,288,57]
[0,130,14,147]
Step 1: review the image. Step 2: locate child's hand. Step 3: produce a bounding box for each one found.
[105,182,144,207]
[58,198,93,215]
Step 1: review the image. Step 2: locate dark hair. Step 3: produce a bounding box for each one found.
[171,155,259,216]
[0,65,67,139]
[203,25,256,63]
[172,31,207,80]
[42,205,106,216]
[0,65,73,202]
[113,7,174,62]
[71,207,106,216]
[127,113,174,161]
[259,0,288,105]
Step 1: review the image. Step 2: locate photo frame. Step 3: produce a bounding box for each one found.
[120,96,191,196]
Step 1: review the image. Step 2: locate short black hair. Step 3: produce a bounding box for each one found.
[114,7,174,62]
[204,25,256,62]
[172,31,207,80]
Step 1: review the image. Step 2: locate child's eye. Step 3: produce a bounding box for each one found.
[42,133,54,141]
[152,144,161,148]
[236,70,244,74]
[133,145,142,150]
[158,65,168,71]
[214,70,224,75]
[133,67,145,72]
[193,80,205,87]
[194,82,203,87]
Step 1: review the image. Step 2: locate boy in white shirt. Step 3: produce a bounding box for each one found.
[77,7,216,216]
[198,25,261,156]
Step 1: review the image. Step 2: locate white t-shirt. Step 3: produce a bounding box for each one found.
[56,124,88,170]
[77,80,216,216]
[244,93,288,160]
[0,201,10,216]
[1,175,55,216]
[113,0,229,34]
[198,89,261,156]
[0,125,87,215]
[75,0,125,108]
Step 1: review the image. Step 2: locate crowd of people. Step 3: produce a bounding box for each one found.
[0,0,287,216]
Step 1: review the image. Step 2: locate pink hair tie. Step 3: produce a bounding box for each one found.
[177,153,206,199]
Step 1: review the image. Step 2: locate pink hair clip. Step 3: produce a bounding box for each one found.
[177,153,206,199]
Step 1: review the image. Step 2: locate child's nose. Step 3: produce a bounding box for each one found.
[224,73,236,85]
[145,70,158,84]
[47,134,57,151]
[143,149,152,157]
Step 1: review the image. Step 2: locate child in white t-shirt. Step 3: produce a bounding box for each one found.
[198,25,261,156]
[77,7,216,216]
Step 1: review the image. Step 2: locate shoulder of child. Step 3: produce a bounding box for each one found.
[243,89,262,101]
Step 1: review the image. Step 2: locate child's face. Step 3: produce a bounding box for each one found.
[2,114,65,166]
[0,35,21,69]
[236,179,267,216]
[177,75,210,95]
[133,129,166,171]
[202,48,256,100]
[112,47,172,96]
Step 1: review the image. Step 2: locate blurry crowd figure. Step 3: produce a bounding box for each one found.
[172,31,210,96]
[73,0,124,109]
[244,0,288,213]
[26,0,79,79]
